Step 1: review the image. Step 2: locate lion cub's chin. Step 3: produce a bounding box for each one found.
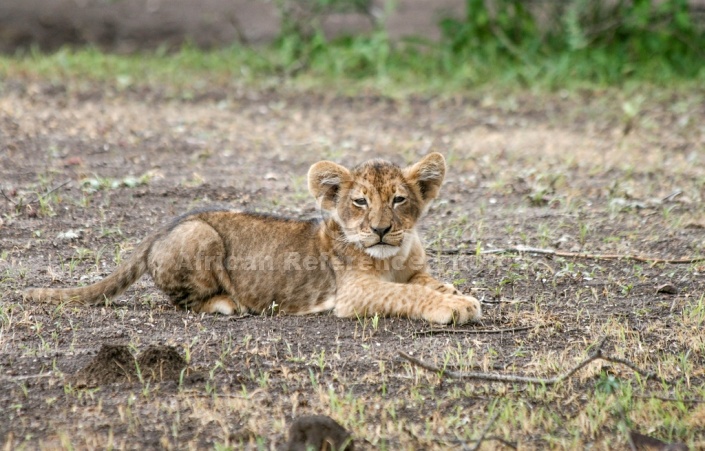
[365,244,402,260]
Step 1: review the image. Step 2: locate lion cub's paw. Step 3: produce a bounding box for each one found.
[425,295,482,325]
[435,282,462,296]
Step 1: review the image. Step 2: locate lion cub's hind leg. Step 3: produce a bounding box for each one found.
[148,219,238,314]
[194,295,244,315]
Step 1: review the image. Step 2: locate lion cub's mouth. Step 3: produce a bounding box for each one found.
[364,242,402,259]
[367,239,402,249]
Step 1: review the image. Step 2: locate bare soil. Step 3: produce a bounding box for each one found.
[1,79,705,449]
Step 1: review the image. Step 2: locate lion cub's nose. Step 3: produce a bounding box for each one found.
[372,225,392,239]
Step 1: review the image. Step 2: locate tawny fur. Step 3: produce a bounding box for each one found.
[24,153,481,324]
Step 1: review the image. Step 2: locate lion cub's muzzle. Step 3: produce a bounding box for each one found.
[361,228,404,249]
[371,225,391,240]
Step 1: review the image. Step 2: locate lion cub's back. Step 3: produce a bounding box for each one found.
[194,210,337,314]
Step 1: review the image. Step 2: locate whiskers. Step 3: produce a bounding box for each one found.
[337,227,407,251]
[335,232,360,247]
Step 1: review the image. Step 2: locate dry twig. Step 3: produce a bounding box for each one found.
[469,407,502,451]
[432,245,705,265]
[34,180,72,203]
[401,425,516,450]
[633,394,705,404]
[416,325,536,336]
[212,313,252,322]
[0,372,56,382]
[0,188,18,205]
[0,180,72,208]
[400,337,661,385]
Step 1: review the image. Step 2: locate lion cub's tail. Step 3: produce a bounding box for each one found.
[23,236,155,306]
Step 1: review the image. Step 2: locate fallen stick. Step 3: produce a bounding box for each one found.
[34,180,72,204]
[212,313,252,322]
[430,245,705,264]
[0,188,17,205]
[469,407,502,451]
[400,337,661,385]
[633,394,705,404]
[415,325,536,336]
[401,425,516,450]
[1,180,72,208]
[0,372,55,382]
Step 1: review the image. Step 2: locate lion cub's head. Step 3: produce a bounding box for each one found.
[308,153,446,259]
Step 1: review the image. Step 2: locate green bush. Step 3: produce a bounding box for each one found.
[275,0,705,86]
[439,0,705,83]
[3,0,702,91]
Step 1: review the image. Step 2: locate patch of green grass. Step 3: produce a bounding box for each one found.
[0,45,263,88]
[2,8,704,97]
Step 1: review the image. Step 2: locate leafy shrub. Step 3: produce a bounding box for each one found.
[439,0,705,83]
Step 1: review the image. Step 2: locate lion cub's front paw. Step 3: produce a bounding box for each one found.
[434,282,462,296]
[424,295,482,325]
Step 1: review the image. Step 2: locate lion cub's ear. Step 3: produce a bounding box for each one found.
[403,152,446,201]
[308,161,352,211]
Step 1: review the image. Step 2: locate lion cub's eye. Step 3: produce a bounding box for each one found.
[393,196,407,205]
[353,198,368,207]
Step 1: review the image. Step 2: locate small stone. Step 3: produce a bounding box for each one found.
[57,229,82,241]
[63,156,84,166]
[656,284,678,295]
[629,429,687,451]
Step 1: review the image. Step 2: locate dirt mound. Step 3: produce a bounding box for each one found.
[70,344,187,387]
[136,345,188,382]
[286,415,354,451]
[69,344,136,387]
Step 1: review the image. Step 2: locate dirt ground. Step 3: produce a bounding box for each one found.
[1,78,705,449]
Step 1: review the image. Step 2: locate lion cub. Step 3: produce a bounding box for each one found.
[25,153,481,324]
